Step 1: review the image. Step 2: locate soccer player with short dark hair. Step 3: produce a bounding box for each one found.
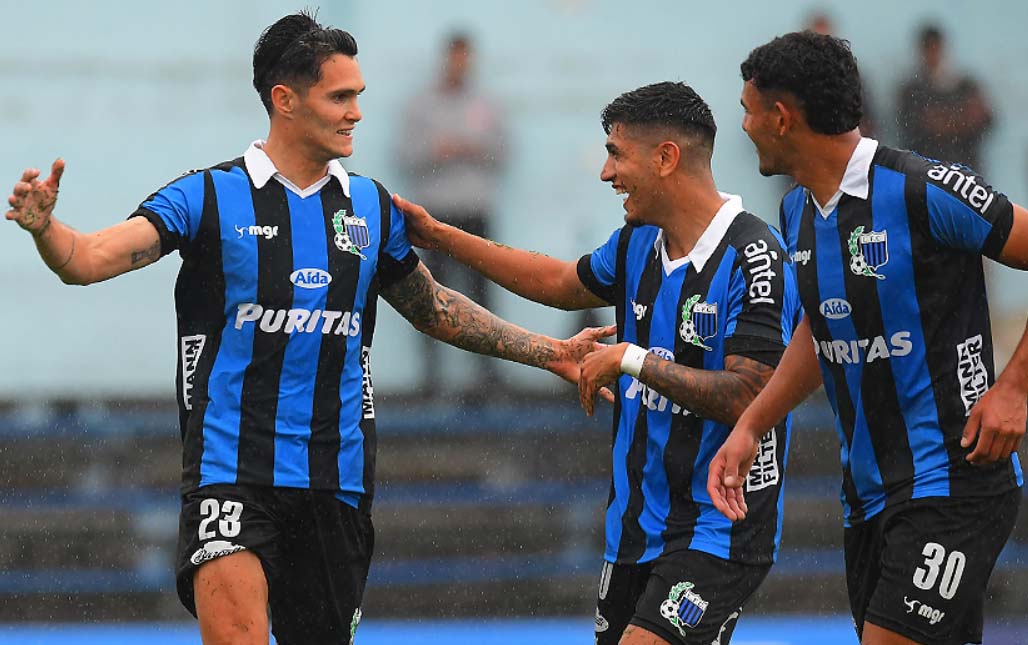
[708,31,1028,645]
[4,11,612,644]
[394,81,802,645]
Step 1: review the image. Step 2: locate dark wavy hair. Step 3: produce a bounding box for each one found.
[253,10,359,114]
[601,82,716,155]
[741,31,863,135]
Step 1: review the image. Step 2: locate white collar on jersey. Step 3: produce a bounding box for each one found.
[243,140,351,199]
[812,136,878,218]
[654,192,744,276]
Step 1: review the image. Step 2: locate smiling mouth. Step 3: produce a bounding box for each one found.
[338,128,354,137]
[614,186,629,206]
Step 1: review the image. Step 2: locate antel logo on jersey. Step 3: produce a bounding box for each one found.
[819,298,852,320]
[235,303,361,336]
[290,268,332,289]
[234,224,279,240]
[743,239,777,305]
[927,163,996,215]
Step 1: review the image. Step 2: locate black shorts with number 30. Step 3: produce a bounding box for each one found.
[846,488,1020,645]
[176,484,374,644]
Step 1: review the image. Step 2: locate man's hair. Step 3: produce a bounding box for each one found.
[741,31,862,136]
[919,24,944,49]
[253,10,359,114]
[600,82,716,156]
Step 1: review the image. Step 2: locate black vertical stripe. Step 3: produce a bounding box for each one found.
[236,180,294,485]
[179,165,232,490]
[607,229,632,511]
[618,248,662,562]
[796,199,864,519]
[308,181,361,490]
[837,187,916,504]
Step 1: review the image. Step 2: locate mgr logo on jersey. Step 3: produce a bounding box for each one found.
[332,209,369,260]
[848,226,888,280]
[660,581,709,636]
[680,294,717,351]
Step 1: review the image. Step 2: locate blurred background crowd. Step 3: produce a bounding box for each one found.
[0,0,1025,637]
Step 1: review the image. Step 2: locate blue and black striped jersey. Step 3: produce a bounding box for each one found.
[131,144,417,511]
[578,195,801,566]
[779,139,1023,527]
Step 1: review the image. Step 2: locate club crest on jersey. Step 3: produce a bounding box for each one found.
[332,209,369,260]
[679,295,717,351]
[660,581,708,635]
[848,226,888,279]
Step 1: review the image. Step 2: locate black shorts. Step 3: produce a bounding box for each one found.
[845,488,1020,645]
[176,484,374,644]
[595,550,770,645]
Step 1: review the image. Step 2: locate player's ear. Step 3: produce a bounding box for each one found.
[772,96,799,136]
[656,140,681,177]
[270,84,298,119]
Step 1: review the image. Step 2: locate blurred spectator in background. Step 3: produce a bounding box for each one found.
[803,11,878,138]
[897,24,993,172]
[398,31,508,393]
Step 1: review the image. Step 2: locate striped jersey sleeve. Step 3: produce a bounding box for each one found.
[923,162,1014,258]
[130,170,207,255]
[576,227,622,304]
[370,180,418,289]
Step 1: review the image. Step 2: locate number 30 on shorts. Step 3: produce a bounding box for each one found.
[198,499,244,539]
[912,542,965,600]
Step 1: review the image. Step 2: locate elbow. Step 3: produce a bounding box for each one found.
[57,270,92,286]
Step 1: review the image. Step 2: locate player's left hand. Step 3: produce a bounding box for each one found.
[392,193,444,250]
[578,341,630,416]
[550,325,617,406]
[961,378,1026,465]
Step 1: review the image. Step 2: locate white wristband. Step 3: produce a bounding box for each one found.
[620,344,648,378]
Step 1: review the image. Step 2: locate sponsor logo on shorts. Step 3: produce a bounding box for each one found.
[956,334,988,415]
[190,540,245,566]
[819,298,852,320]
[812,331,913,365]
[903,596,946,625]
[290,268,332,289]
[660,581,708,636]
[235,303,361,336]
[234,224,279,240]
[594,608,609,633]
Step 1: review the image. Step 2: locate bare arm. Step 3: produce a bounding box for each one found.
[6,159,163,284]
[382,261,614,379]
[392,194,605,310]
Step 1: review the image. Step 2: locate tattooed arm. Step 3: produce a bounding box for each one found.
[6,159,163,284]
[382,262,615,381]
[577,342,774,424]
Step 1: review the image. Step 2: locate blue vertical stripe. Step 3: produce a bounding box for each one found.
[815,213,885,516]
[605,228,657,562]
[688,251,736,559]
[872,167,950,498]
[818,359,854,520]
[335,177,381,494]
[637,260,687,561]
[271,190,329,487]
[200,167,257,486]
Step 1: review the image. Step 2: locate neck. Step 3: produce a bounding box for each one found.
[790,129,862,207]
[659,175,727,261]
[262,130,332,189]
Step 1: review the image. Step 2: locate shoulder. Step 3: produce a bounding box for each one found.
[727,212,787,254]
[876,146,1003,214]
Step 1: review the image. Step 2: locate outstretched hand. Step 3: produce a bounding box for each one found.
[577,342,631,416]
[706,429,758,522]
[6,159,65,235]
[549,324,617,406]
[392,193,444,250]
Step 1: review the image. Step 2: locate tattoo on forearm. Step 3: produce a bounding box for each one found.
[639,354,774,425]
[130,241,161,266]
[383,263,557,367]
